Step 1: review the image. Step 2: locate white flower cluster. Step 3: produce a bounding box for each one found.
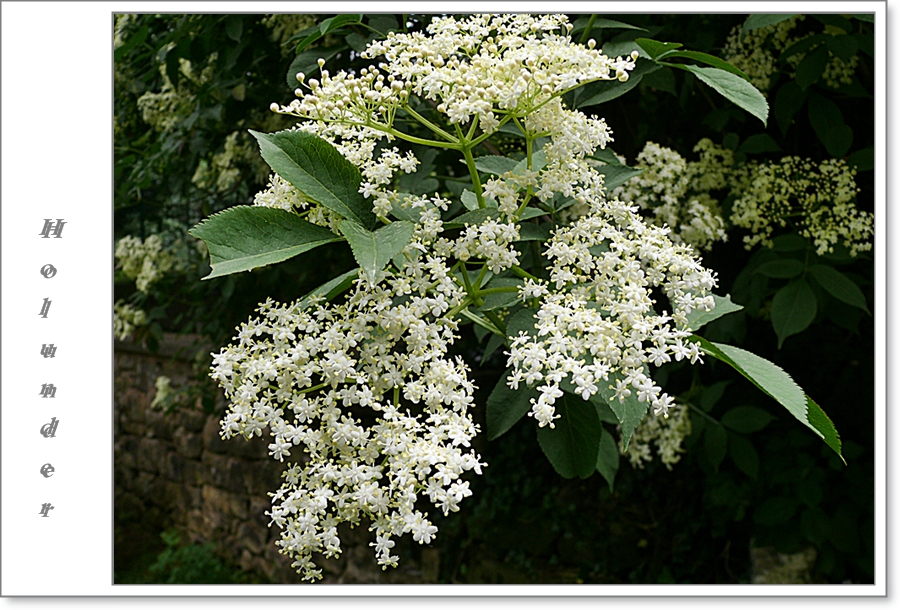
[212,210,488,580]
[506,196,716,426]
[215,13,720,580]
[115,234,177,293]
[113,300,147,341]
[620,402,691,469]
[151,375,173,410]
[730,156,872,256]
[722,15,859,94]
[137,55,217,132]
[610,139,731,252]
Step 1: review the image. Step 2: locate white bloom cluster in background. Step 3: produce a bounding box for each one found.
[722,15,859,94]
[608,139,732,253]
[115,234,178,293]
[620,402,692,469]
[113,300,148,341]
[730,156,872,256]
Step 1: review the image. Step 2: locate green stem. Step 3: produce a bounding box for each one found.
[483,310,508,335]
[511,266,540,281]
[473,286,521,297]
[460,140,487,208]
[579,14,598,44]
[401,103,459,143]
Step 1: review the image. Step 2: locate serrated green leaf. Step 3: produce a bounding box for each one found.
[771,278,817,347]
[727,431,760,479]
[473,155,519,176]
[635,38,683,59]
[389,193,425,223]
[685,294,743,330]
[519,207,547,221]
[597,372,648,450]
[658,50,749,80]
[705,421,727,472]
[721,406,777,433]
[691,335,842,461]
[340,220,415,284]
[298,268,359,310]
[189,206,342,279]
[808,264,870,314]
[597,165,644,191]
[250,130,376,229]
[805,395,844,463]
[754,259,805,279]
[742,14,797,36]
[596,428,620,492]
[681,65,768,126]
[460,189,497,211]
[537,393,602,479]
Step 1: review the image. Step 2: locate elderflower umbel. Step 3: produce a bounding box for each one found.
[115,234,177,292]
[729,156,872,256]
[620,402,691,469]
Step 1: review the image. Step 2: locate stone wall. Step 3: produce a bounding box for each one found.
[114,334,437,584]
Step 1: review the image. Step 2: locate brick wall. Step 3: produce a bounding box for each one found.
[114,334,437,584]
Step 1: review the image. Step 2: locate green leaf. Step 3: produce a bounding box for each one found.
[848,146,874,171]
[727,432,760,479]
[298,268,359,310]
[808,91,852,158]
[339,220,415,284]
[754,259,805,279]
[742,14,797,36]
[445,207,502,229]
[721,406,777,433]
[318,14,362,35]
[597,372,648,450]
[774,81,806,135]
[516,223,551,242]
[225,16,243,42]
[634,38,683,59]
[573,16,647,34]
[505,307,539,340]
[473,155,518,176]
[681,65,769,126]
[771,233,809,252]
[754,497,798,526]
[691,335,843,461]
[771,278,817,347]
[825,34,860,62]
[576,58,661,107]
[685,294,744,330]
[596,165,644,191]
[796,44,829,90]
[596,428,620,492]
[808,264,870,314]
[114,23,149,61]
[805,395,844,463]
[738,133,782,154]
[286,45,343,87]
[537,393,603,479]
[592,148,624,166]
[658,50,750,80]
[851,14,875,23]
[189,206,342,280]
[478,278,524,311]
[249,130,376,229]
[705,421,727,472]
[389,193,425,223]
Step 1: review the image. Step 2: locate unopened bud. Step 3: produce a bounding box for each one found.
[296,72,305,82]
